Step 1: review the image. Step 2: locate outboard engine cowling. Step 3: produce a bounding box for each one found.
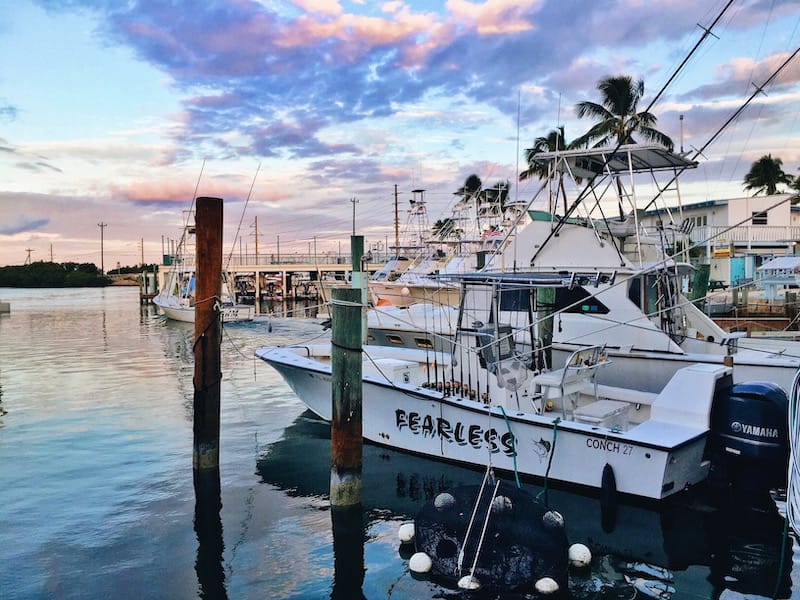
[709,381,789,491]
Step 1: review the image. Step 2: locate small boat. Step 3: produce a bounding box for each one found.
[154,216,254,323]
[256,270,789,501]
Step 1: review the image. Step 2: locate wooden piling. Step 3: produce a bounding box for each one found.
[193,196,223,472]
[330,286,363,507]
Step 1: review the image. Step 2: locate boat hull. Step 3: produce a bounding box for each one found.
[153,296,255,323]
[257,346,710,501]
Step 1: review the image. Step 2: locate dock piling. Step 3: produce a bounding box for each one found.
[193,196,223,472]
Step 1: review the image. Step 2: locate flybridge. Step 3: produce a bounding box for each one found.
[437,270,618,289]
[530,144,698,179]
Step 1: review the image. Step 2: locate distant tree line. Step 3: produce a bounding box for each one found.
[0,262,113,288]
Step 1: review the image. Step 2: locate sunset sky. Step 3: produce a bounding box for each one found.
[2,0,800,269]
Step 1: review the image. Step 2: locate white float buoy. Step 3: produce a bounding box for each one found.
[568,543,592,568]
[542,510,564,529]
[409,552,432,574]
[457,574,481,590]
[398,522,415,544]
[491,495,513,513]
[401,286,410,296]
[434,492,455,509]
[534,576,560,594]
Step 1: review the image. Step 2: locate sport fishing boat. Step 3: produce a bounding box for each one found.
[256,268,789,501]
[366,144,800,396]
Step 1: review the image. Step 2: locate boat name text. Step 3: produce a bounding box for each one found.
[395,409,515,456]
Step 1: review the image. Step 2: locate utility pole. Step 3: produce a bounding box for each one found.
[98,222,107,274]
[140,238,144,266]
[350,197,359,235]
[394,185,399,258]
[25,248,34,265]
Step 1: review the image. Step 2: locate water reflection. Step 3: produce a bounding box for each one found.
[258,412,794,598]
[194,468,227,599]
[331,505,366,600]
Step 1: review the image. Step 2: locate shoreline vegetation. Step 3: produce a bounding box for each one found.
[0,262,149,288]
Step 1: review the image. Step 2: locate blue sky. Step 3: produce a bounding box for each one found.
[1,0,800,268]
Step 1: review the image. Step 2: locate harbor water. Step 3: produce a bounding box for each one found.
[0,286,798,599]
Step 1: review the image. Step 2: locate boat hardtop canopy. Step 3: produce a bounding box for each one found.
[531,144,698,178]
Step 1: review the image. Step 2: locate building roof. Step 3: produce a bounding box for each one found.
[757,256,800,271]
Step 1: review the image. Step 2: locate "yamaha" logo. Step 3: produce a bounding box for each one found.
[730,421,780,439]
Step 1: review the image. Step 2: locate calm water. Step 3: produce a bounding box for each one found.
[0,287,797,599]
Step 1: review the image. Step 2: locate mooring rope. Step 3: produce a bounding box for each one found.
[497,405,521,488]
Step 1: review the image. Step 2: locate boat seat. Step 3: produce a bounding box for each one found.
[532,345,611,417]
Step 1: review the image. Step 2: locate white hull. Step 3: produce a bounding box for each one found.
[256,344,726,501]
[366,303,800,393]
[153,294,254,323]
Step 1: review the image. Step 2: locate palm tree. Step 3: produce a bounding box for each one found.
[743,154,794,195]
[519,126,576,213]
[572,75,673,151]
[431,218,461,240]
[519,126,572,181]
[454,174,483,200]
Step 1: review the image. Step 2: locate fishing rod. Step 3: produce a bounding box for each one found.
[529,0,736,263]
[641,44,800,213]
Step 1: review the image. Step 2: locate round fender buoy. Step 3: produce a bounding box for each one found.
[457,574,481,590]
[401,286,410,296]
[491,495,513,513]
[542,510,564,529]
[534,576,560,594]
[568,543,592,568]
[409,552,432,574]
[398,523,415,544]
[434,492,455,509]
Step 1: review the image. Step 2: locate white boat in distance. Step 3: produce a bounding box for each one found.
[367,145,800,396]
[257,270,789,501]
[153,218,254,324]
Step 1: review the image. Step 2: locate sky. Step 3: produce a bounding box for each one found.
[1,0,800,269]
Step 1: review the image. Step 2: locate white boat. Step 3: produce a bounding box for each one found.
[369,182,524,308]
[257,270,789,501]
[153,218,254,324]
[366,145,800,396]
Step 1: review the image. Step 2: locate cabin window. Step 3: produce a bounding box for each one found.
[499,287,530,312]
[386,335,404,345]
[414,337,434,349]
[555,286,609,314]
[752,211,768,225]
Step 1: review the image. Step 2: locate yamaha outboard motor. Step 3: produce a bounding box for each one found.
[709,381,789,493]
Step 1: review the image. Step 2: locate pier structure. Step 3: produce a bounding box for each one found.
[154,253,382,313]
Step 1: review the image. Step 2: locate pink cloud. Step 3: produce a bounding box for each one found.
[290,0,343,17]
[446,0,541,35]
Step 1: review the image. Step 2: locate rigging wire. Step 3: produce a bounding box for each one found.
[530,0,737,262]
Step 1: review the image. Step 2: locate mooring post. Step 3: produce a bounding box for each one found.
[330,283,365,597]
[193,196,223,472]
[350,235,367,343]
[330,286,363,506]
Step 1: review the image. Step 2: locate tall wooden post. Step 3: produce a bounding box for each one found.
[330,287,363,507]
[193,196,223,472]
[330,284,365,597]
